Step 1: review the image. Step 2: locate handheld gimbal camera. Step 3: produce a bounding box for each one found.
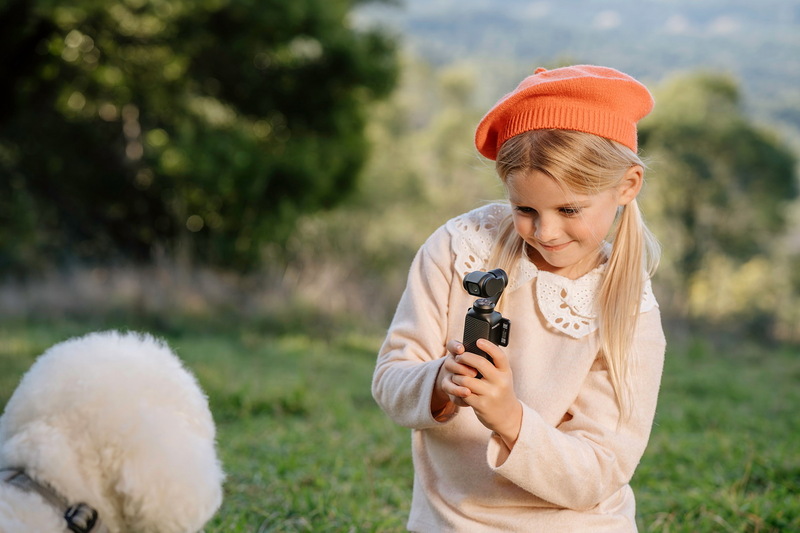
[462,269,511,373]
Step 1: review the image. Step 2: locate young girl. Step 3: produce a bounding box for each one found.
[372,65,666,532]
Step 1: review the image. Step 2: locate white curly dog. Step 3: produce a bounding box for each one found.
[0,331,224,533]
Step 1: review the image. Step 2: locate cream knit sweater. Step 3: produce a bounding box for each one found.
[372,204,666,532]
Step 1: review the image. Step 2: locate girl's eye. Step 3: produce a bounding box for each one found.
[560,207,581,216]
[514,206,535,215]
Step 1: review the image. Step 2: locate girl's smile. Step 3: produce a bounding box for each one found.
[538,241,571,252]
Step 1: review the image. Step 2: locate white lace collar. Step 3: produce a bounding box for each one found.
[447,203,657,339]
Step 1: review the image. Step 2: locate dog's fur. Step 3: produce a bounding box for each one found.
[0,331,224,532]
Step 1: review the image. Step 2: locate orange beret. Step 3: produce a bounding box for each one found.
[474,65,654,160]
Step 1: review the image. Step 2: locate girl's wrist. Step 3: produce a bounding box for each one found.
[430,387,448,411]
[494,400,523,448]
[432,399,457,421]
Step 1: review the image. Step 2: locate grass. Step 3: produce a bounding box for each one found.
[1,318,798,532]
[635,337,800,532]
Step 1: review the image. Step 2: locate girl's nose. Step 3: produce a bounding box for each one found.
[535,215,560,242]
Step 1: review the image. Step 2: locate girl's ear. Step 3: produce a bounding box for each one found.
[617,165,643,206]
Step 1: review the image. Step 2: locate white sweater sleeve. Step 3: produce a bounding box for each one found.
[487,307,666,510]
[371,225,458,429]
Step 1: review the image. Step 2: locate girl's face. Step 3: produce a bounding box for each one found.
[506,169,639,279]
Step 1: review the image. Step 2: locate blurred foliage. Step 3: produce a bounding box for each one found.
[640,73,796,269]
[276,56,504,320]
[0,0,397,272]
[638,71,798,333]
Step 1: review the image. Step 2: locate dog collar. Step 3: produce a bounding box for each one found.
[1,467,109,533]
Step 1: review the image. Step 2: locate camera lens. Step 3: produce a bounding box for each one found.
[469,284,480,295]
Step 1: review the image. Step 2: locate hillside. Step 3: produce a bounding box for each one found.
[356,0,800,142]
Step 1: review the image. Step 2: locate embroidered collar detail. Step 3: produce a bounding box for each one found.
[447,203,657,339]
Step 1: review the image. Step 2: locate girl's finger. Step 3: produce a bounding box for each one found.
[446,339,465,355]
[476,339,510,372]
[443,374,471,398]
[443,353,478,378]
[456,351,496,378]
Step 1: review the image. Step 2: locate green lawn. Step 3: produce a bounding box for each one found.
[1,319,798,532]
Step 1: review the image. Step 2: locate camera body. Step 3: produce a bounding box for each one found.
[462,269,511,369]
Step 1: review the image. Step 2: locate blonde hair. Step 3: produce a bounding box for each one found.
[489,129,660,420]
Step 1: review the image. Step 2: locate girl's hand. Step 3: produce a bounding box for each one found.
[453,339,523,448]
[432,340,479,415]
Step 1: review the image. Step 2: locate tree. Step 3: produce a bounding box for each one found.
[638,72,797,320]
[0,0,397,272]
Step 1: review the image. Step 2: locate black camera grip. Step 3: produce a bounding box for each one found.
[463,314,494,365]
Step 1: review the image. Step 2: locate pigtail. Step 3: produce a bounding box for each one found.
[598,199,660,421]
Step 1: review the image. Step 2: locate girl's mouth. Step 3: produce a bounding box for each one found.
[539,241,571,252]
